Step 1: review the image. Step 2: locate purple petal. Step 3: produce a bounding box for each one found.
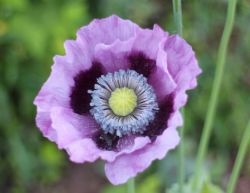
[94,38,135,72]
[50,107,99,149]
[34,60,75,140]
[34,57,75,111]
[132,24,168,58]
[66,138,101,163]
[76,15,139,54]
[168,110,183,128]
[165,36,201,85]
[105,127,180,185]
[148,38,177,101]
[163,35,202,109]
[35,111,56,141]
[67,135,151,163]
[63,40,93,72]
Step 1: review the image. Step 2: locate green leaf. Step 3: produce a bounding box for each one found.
[137,175,161,193]
[200,181,224,193]
[102,184,126,193]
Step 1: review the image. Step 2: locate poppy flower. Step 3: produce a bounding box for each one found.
[34,15,201,185]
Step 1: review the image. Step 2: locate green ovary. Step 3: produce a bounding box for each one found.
[109,87,137,117]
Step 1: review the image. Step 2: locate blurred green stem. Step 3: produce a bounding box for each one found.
[226,120,250,193]
[193,0,238,189]
[172,0,184,192]
[179,109,185,193]
[172,0,183,36]
[128,178,135,193]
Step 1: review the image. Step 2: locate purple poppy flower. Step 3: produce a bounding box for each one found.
[34,15,201,185]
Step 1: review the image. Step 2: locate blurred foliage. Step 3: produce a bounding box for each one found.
[103,175,161,193]
[0,0,250,193]
[98,0,160,26]
[0,0,89,191]
[167,179,225,193]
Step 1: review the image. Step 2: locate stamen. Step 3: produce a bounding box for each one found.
[89,70,159,137]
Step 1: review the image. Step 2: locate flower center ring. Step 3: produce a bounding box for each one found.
[88,69,159,137]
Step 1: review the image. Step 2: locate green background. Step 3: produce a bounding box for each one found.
[0,0,249,192]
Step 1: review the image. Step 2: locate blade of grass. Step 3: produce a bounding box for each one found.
[128,178,135,193]
[193,0,238,189]
[172,1,184,192]
[172,0,183,36]
[226,120,250,193]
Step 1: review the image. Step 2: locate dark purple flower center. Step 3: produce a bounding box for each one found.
[143,94,174,141]
[93,131,120,151]
[129,52,156,78]
[69,52,174,151]
[70,62,103,114]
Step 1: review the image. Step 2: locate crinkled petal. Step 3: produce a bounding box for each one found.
[165,35,201,90]
[168,110,183,128]
[149,38,177,101]
[34,58,75,111]
[76,15,138,54]
[132,24,168,59]
[50,107,99,149]
[66,135,151,163]
[66,138,101,163]
[94,38,135,72]
[34,59,76,141]
[35,111,56,141]
[63,40,93,72]
[105,127,180,185]
[164,35,202,109]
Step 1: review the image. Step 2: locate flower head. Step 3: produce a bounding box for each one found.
[34,15,201,185]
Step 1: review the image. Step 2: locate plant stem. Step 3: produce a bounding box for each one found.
[193,0,238,189]
[226,120,250,193]
[128,178,135,193]
[172,0,183,36]
[172,1,184,192]
[179,109,185,192]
